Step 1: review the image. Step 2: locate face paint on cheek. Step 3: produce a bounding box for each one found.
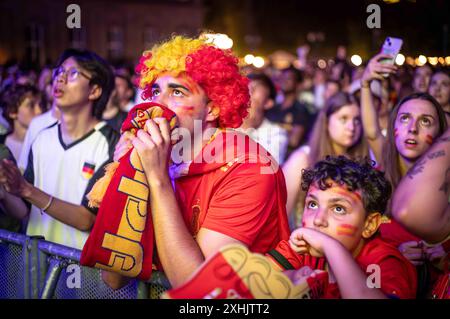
[180,105,195,112]
[425,134,433,145]
[336,224,358,237]
[172,102,195,115]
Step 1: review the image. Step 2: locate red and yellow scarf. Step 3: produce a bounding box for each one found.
[163,244,330,299]
[80,102,178,281]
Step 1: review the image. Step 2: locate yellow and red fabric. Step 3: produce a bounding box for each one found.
[163,244,330,299]
[80,102,178,281]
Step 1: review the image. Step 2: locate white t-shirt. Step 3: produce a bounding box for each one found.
[18,110,58,171]
[24,121,118,249]
[237,119,289,165]
[4,135,23,162]
[314,84,326,110]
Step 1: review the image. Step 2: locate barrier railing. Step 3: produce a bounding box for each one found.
[0,229,171,299]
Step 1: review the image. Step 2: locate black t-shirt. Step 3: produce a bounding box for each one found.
[105,110,128,134]
[265,100,310,132]
[265,99,317,141]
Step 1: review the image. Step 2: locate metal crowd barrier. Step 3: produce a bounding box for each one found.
[0,229,171,299]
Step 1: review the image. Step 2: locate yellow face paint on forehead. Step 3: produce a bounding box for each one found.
[308,184,362,205]
[178,75,201,95]
[328,186,362,203]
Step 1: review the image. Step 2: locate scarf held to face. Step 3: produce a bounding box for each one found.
[80,102,178,280]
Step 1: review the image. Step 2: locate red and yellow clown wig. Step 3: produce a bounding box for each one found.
[135,35,250,128]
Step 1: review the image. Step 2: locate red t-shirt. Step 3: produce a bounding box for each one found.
[379,217,421,247]
[380,217,449,298]
[269,237,417,299]
[174,130,291,254]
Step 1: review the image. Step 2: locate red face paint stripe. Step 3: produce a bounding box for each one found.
[336,224,358,237]
[329,187,362,202]
[425,134,433,145]
[338,224,358,230]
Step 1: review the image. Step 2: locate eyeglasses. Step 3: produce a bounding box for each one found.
[53,67,91,82]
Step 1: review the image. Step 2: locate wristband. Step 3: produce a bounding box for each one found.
[41,195,54,213]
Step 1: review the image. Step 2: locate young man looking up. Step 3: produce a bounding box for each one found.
[0,49,118,250]
[109,35,291,288]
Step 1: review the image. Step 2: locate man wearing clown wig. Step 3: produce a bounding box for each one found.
[104,34,291,289]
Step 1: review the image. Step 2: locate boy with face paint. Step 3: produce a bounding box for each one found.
[270,156,417,298]
[164,156,416,299]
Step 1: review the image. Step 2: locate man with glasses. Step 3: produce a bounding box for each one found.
[0,49,119,250]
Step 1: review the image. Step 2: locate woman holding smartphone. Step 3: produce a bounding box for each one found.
[360,53,448,298]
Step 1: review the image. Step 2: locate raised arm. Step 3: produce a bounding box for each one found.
[360,53,397,164]
[392,128,450,243]
[0,159,95,231]
[290,228,386,298]
[132,119,247,287]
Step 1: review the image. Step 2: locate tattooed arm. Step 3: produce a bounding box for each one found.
[392,128,450,243]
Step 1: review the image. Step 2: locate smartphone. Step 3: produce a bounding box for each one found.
[380,37,403,77]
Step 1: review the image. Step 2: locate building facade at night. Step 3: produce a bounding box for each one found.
[0,0,204,67]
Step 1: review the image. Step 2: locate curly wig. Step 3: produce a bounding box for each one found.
[135,35,249,128]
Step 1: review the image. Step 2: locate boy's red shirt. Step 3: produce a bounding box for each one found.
[174,129,291,254]
[270,236,418,299]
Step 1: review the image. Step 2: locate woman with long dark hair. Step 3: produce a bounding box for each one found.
[283,92,368,227]
[360,54,448,297]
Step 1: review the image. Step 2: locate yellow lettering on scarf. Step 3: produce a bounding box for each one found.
[221,245,314,299]
[95,149,149,277]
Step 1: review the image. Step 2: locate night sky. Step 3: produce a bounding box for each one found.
[203,0,450,59]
